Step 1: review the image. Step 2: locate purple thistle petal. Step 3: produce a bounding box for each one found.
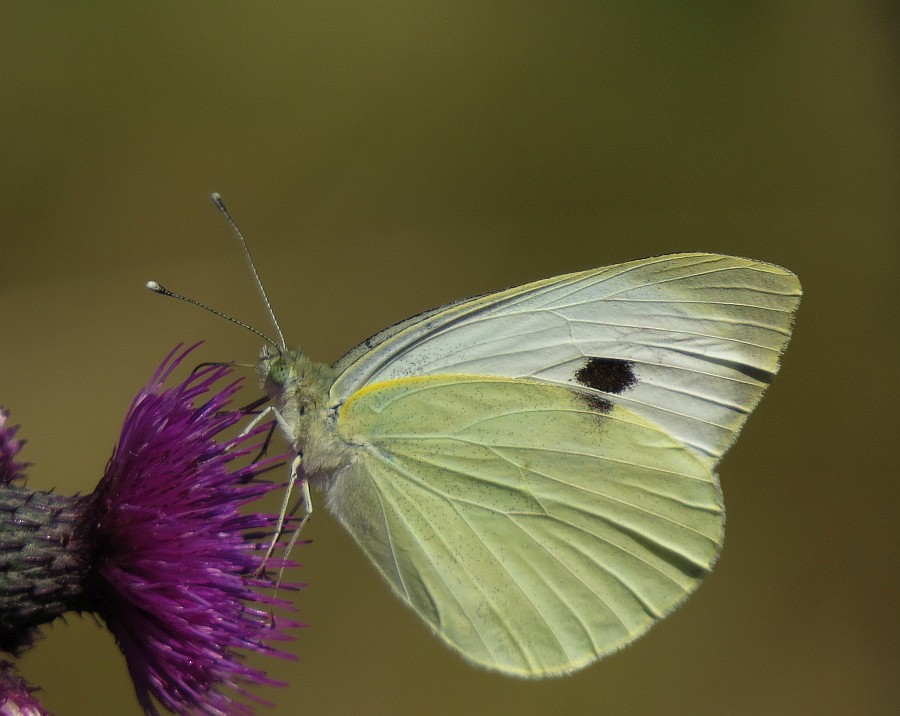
[84,343,301,716]
[0,660,50,716]
[0,408,29,486]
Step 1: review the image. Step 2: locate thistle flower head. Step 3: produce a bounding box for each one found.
[0,343,300,716]
[0,660,49,716]
[0,408,28,486]
[83,343,299,715]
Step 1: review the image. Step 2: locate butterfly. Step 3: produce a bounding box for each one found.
[252,251,801,677]
[149,202,801,677]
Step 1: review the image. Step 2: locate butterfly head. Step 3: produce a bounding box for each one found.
[257,343,336,402]
[258,344,296,397]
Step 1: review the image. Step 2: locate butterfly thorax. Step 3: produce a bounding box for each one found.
[257,345,352,486]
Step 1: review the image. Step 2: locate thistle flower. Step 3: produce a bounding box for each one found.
[0,660,48,716]
[0,344,300,715]
[0,408,28,486]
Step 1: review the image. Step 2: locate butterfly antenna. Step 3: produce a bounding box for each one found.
[211,193,287,351]
[146,281,280,349]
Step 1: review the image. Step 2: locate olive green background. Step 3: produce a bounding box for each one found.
[1,4,897,715]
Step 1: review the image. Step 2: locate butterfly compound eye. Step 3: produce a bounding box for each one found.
[267,358,290,387]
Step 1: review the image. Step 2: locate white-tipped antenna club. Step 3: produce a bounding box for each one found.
[146,280,280,349]
[211,193,286,350]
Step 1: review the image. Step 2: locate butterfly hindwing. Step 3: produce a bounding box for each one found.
[329,374,723,677]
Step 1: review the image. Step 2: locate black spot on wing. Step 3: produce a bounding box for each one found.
[575,357,638,395]
[582,392,613,414]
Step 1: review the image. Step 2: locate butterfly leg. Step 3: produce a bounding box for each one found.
[273,471,311,589]
[242,404,277,436]
[258,452,304,567]
[240,406,303,576]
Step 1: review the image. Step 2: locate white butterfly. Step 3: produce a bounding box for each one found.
[151,203,801,678]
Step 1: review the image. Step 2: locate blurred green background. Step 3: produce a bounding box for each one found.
[1,3,897,715]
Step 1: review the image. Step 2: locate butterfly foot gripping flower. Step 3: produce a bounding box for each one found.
[0,344,301,715]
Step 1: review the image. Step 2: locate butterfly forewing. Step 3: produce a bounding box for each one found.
[330,253,801,467]
[329,375,724,677]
